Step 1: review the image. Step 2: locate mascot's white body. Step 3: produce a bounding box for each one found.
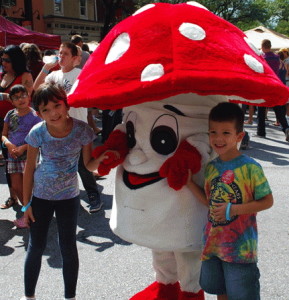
[110,94,222,252]
[67,2,289,299]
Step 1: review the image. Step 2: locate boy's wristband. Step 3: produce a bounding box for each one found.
[0,93,3,101]
[21,200,32,212]
[226,202,232,221]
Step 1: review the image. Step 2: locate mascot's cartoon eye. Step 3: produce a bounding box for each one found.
[150,114,178,155]
[125,111,137,148]
[126,121,136,148]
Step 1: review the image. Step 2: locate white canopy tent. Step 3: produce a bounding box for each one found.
[244,26,289,51]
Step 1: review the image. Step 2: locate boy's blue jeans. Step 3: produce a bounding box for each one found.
[24,196,80,298]
[200,256,260,300]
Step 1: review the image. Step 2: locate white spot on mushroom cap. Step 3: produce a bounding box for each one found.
[105,33,130,64]
[179,23,206,41]
[186,1,209,10]
[68,79,79,96]
[133,4,155,16]
[244,54,264,73]
[244,37,261,56]
[141,64,164,82]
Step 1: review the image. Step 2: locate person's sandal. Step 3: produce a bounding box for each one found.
[0,197,17,209]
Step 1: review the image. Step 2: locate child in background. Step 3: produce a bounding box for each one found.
[187,102,273,300]
[1,84,41,228]
[21,83,114,300]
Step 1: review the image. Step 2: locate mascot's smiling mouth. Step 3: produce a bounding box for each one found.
[123,170,164,189]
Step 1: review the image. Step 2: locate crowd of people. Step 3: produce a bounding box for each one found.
[0,35,287,300]
[243,40,289,142]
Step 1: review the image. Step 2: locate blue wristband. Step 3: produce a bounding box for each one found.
[21,200,32,212]
[42,68,49,75]
[225,202,232,221]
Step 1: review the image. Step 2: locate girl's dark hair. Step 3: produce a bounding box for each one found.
[209,102,244,133]
[9,84,27,98]
[32,83,68,112]
[61,42,78,57]
[3,45,29,76]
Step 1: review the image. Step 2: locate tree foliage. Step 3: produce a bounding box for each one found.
[132,0,289,35]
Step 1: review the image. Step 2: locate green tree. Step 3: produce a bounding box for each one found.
[270,0,289,35]
[133,0,272,31]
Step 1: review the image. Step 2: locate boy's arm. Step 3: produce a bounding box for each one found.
[33,62,57,90]
[186,170,209,207]
[231,193,273,216]
[23,145,39,223]
[213,193,273,222]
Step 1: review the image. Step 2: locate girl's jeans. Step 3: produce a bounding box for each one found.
[24,196,80,298]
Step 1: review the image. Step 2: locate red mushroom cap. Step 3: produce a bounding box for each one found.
[68,2,289,109]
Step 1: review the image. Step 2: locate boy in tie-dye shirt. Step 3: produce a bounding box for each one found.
[187,102,273,300]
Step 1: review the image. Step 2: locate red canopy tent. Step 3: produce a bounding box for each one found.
[0,16,61,50]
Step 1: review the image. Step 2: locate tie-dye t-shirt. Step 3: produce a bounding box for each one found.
[25,118,95,200]
[202,154,271,263]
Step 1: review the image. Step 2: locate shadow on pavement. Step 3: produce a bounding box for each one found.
[0,219,29,256]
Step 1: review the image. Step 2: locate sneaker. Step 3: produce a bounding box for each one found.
[88,195,103,213]
[285,128,289,142]
[14,216,29,229]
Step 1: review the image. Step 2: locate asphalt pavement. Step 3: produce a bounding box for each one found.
[0,110,289,300]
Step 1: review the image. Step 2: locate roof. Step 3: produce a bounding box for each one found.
[0,16,61,50]
[244,26,289,51]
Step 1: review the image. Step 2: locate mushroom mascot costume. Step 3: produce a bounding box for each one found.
[68,2,289,300]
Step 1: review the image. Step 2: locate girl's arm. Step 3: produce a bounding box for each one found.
[23,145,39,223]
[213,194,273,222]
[82,143,120,173]
[186,170,209,207]
[2,122,17,158]
[21,72,34,95]
[13,144,28,156]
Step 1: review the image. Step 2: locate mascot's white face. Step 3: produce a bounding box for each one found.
[110,93,225,250]
[121,93,223,189]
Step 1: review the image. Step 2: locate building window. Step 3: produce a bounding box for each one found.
[54,0,63,15]
[80,0,87,18]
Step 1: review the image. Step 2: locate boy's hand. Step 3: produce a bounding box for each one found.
[212,202,228,222]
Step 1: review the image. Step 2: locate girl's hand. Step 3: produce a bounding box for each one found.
[12,145,26,157]
[212,202,227,222]
[24,207,35,225]
[7,143,17,159]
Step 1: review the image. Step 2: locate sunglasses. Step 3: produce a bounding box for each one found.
[11,93,28,101]
[2,58,11,63]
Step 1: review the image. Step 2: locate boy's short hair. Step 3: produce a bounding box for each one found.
[209,102,244,133]
[32,83,68,112]
[61,41,78,57]
[9,84,28,99]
